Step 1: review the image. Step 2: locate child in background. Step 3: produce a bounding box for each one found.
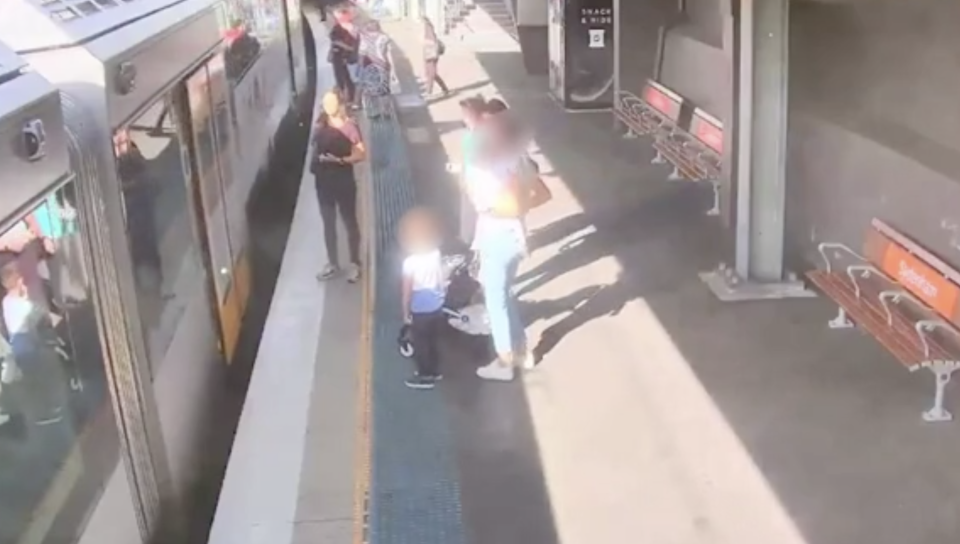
[398,207,446,390]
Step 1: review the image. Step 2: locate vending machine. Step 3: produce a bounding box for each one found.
[547,0,615,111]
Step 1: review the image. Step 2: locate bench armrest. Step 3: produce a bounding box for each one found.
[845,264,892,299]
[915,320,960,360]
[817,242,867,272]
[877,289,927,326]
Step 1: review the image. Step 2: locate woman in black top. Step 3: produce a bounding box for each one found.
[312,91,366,282]
[330,21,359,104]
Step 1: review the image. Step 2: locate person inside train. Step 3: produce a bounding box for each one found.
[398,207,446,390]
[312,90,366,283]
[0,331,14,429]
[463,114,551,382]
[0,214,55,314]
[1,262,70,427]
[421,16,450,97]
[224,18,262,81]
[330,10,360,107]
[34,189,86,307]
[33,194,74,308]
[114,130,164,294]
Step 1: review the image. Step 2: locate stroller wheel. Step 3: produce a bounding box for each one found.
[399,342,415,358]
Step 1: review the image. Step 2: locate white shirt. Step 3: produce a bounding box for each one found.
[403,249,445,313]
[464,158,528,254]
[2,295,33,335]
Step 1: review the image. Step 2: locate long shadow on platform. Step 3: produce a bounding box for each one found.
[387,43,562,544]
[473,49,960,544]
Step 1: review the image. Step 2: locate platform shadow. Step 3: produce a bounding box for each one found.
[471,47,960,544]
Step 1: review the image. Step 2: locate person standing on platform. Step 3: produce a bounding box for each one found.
[465,117,552,382]
[330,12,360,106]
[312,91,366,283]
[421,17,450,97]
[398,207,446,390]
[358,20,394,115]
[450,95,487,245]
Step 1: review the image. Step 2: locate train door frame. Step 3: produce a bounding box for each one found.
[3,0,243,538]
[34,2,230,539]
[0,64,127,543]
[172,50,246,364]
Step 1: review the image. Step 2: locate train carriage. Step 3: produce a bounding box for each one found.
[0,0,309,541]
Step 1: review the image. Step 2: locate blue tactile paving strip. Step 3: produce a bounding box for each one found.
[366,106,467,544]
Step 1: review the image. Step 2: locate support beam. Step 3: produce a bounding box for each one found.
[701,0,814,301]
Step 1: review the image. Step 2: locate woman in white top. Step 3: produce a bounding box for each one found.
[465,114,551,382]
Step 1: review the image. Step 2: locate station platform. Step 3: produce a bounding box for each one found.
[208,5,960,544]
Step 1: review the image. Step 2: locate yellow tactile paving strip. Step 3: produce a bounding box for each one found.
[353,114,375,544]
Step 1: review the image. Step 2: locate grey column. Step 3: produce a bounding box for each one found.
[737,0,785,281]
[612,0,621,130]
[701,0,814,301]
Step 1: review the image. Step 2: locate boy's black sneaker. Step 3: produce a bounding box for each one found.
[405,374,438,390]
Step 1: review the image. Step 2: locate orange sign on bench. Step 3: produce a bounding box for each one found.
[878,241,960,319]
[643,83,682,122]
[691,109,723,154]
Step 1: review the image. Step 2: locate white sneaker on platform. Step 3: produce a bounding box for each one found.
[317,264,339,281]
[476,361,514,382]
[346,263,362,284]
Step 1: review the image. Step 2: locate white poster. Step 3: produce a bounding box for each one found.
[589,28,605,48]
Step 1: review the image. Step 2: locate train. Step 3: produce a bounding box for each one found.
[0,0,314,541]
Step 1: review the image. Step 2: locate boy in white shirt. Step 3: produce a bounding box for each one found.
[1,262,67,425]
[398,208,446,390]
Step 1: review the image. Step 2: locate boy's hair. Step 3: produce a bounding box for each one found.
[484,98,508,115]
[458,95,486,117]
[398,207,441,254]
[0,262,21,291]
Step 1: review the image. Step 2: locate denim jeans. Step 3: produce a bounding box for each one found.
[477,239,526,357]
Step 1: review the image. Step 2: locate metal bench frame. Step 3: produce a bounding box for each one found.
[614,82,722,216]
[814,235,960,423]
[614,84,681,140]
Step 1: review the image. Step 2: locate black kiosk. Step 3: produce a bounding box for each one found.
[547,0,615,111]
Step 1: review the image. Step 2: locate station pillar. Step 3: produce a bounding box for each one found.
[701,0,815,301]
[517,0,549,75]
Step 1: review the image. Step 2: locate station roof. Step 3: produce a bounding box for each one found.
[0,0,189,53]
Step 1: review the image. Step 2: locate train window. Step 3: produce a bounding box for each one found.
[0,182,119,542]
[113,97,203,372]
[223,18,263,82]
[221,0,285,81]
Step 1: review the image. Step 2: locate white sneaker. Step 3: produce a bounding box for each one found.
[346,263,362,284]
[317,264,339,281]
[476,361,514,382]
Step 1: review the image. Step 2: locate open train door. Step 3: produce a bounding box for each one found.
[181,53,245,363]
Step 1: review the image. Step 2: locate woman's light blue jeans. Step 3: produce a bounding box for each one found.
[477,240,526,357]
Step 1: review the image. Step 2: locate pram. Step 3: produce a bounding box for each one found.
[398,250,489,358]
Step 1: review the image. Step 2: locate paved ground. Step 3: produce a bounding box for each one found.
[374,4,960,544]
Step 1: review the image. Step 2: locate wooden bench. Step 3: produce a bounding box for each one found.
[614,80,723,216]
[808,218,960,423]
